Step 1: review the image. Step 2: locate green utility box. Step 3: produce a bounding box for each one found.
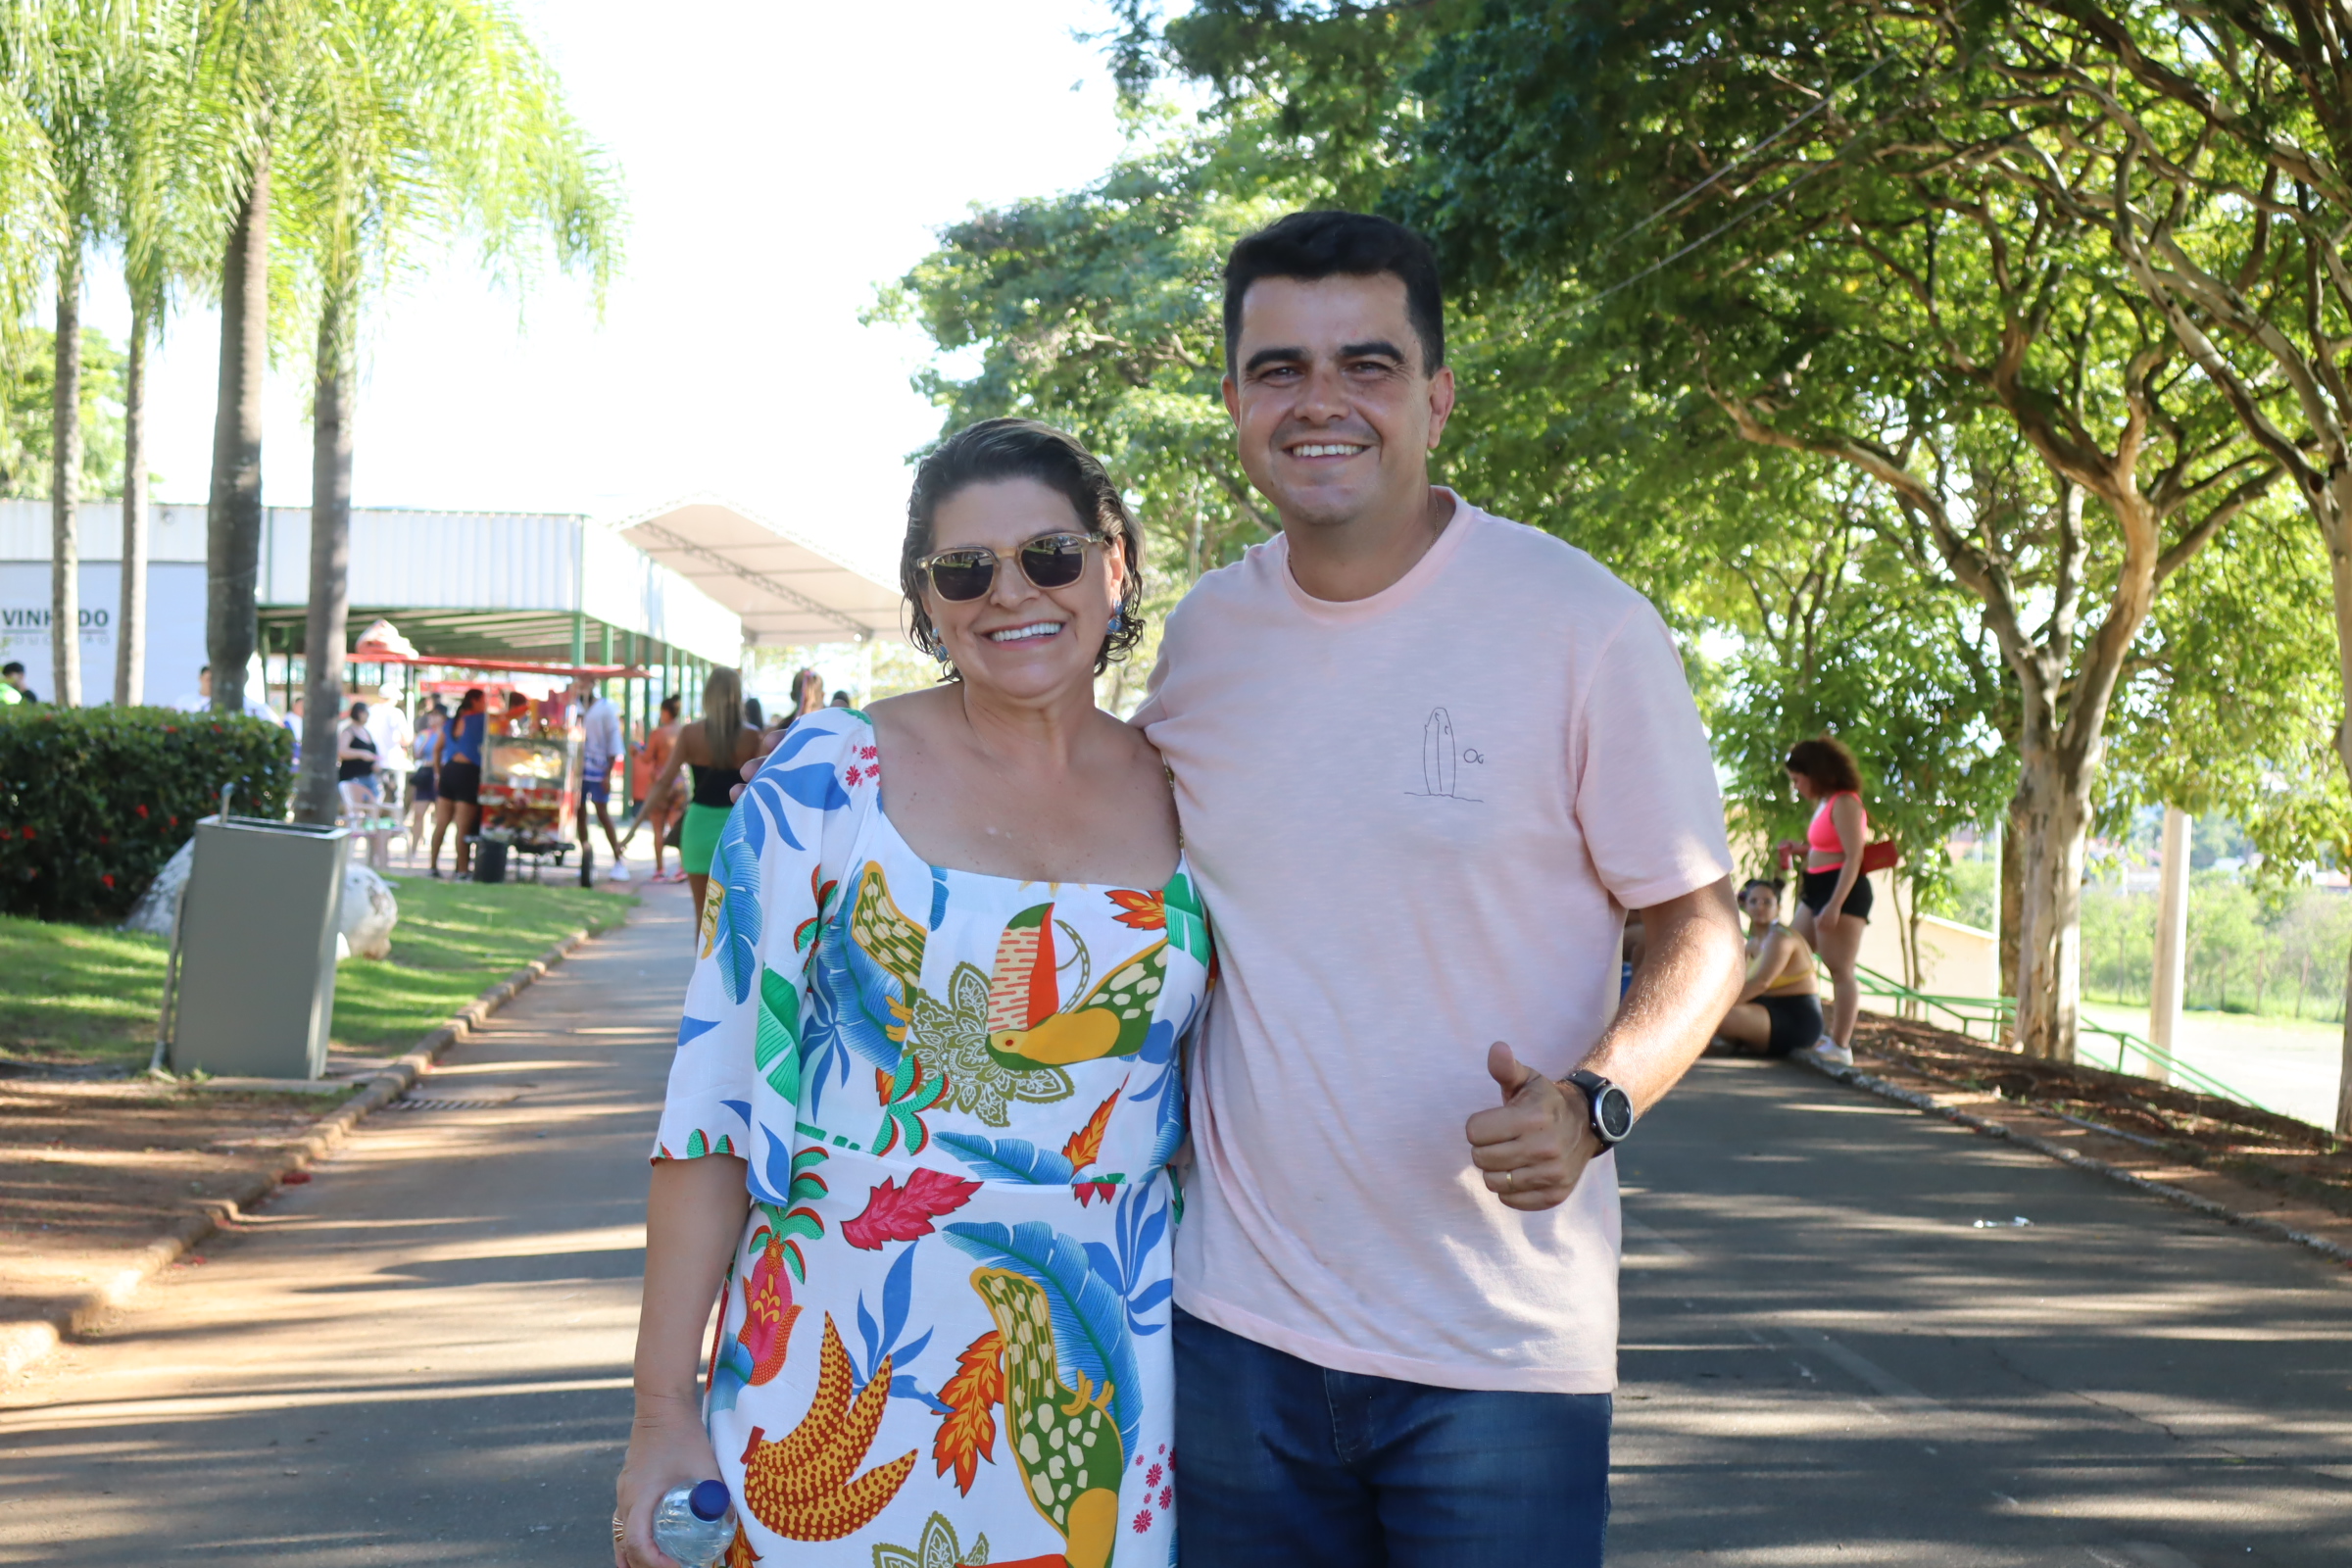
[168,815,350,1080]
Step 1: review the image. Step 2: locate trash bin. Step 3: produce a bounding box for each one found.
[471,837,510,884]
[168,814,350,1080]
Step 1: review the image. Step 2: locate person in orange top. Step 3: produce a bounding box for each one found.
[637,695,685,882]
[1772,734,1872,1066]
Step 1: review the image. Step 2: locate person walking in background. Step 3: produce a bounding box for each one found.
[363,690,414,828]
[740,695,763,730]
[641,667,765,926]
[571,674,631,883]
[336,700,379,808]
[429,688,489,879]
[406,704,445,864]
[637,695,685,882]
[1,662,34,704]
[1774,735,1874,1068]
[336,701,385,868]
[784,666,826,728]
[1136,210,1744,1566]
[828,688,851,709]
[1711,877,1825,1057]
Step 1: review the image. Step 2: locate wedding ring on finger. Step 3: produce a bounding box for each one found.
[612,1513,626,1543]
[1501,1168,1515,1193]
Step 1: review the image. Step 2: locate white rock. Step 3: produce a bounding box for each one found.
[122,840,400,962]
[340,863,399,960]
[121,842,194,936]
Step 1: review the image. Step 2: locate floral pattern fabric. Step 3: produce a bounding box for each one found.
[655,709,1206,1568]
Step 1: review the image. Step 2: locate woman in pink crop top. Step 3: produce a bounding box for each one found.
[1770,735,1871,1065]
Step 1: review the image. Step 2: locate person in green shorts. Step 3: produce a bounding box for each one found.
[643,665,766,931]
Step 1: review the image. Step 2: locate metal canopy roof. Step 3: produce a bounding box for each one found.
[258,605,619,666]
[616,498,907,647]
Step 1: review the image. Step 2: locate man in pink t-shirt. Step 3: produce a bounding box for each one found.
[1135,211,1744,1565]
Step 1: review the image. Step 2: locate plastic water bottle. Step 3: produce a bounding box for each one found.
[652,1479,735,1567]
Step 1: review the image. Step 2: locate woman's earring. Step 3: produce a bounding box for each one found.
[1107,611,1127,634]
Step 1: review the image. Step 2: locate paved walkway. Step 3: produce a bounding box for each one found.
[1,897,2347,1563]
[0,878,699,1565]
[1613,1056,2352,1565]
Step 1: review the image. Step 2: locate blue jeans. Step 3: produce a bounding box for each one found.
[1174,1307,1611,1566]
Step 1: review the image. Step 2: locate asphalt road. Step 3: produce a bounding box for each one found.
[0,879,697,1566]
[1,882,2347,1564]
[1611,1055,2352,1566]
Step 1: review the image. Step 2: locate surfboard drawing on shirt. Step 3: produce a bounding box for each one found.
[1411,707,1480,802]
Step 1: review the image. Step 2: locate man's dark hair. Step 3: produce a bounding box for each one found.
[0,662,20,676]
[1222,211,1446,374]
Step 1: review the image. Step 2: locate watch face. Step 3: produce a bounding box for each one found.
[1597,1085,1636,1142]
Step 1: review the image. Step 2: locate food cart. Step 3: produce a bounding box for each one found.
[474,733,583,881]
[353,626,648,887]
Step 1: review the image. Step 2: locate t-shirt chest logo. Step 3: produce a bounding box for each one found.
[1409,707,1486,804]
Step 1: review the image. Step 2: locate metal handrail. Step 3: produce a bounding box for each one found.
[1849,964,2270,1113]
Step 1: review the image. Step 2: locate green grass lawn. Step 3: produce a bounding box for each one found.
[0,874,634,1068]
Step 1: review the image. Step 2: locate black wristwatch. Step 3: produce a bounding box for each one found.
[1563,1069,1636,1148]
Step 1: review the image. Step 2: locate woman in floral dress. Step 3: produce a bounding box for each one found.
[616,420,1204,1568]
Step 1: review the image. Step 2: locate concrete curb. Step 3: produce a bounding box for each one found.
[1798,1054,2352,1266]
[1,923,600,1383]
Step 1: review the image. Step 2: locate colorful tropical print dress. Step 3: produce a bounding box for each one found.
[655,710,1205,1568]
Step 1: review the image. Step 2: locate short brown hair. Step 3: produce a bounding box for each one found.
[1785,736,1864,795]
[900,418,1145,676]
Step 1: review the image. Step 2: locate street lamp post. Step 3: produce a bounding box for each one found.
[2149,806,2192,1084]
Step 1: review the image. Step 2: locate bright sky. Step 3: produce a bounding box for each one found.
[83,0,1139,574]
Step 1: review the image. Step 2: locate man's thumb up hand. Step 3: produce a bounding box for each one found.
[1488,1040,1538,1103]
[1467,1041,1590,1212]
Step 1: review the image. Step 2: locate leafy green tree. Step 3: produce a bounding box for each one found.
[1858,0,2352,1127]
[873,112,1308,622]
[2101,499,2352,886]
[0,323,123,498]
[1388,0,2276,1062]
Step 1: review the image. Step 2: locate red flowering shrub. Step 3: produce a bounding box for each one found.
[0,706,292,921]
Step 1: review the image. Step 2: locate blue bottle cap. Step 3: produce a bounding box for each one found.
[689,1479,730,1522]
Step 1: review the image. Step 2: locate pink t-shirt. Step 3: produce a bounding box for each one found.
[1135,493,1733,1394]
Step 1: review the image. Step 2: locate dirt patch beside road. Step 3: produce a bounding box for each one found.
[1847,1011,2352,1255]
[0,1078,355,1336]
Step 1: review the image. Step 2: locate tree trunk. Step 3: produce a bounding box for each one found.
[1999,808,2023,1009]
[206,147,270,716]
[294,292,354,827]
[116,295,151,708]
[2009,739,2094,1062]
[50,246,81,709]
[2322,468,2352,1133]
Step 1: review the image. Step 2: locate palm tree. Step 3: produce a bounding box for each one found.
[0,15,63,361]
[108,0,202,707]
[188,0,314,716]
[12,2,124,710]
[281,0,621,823]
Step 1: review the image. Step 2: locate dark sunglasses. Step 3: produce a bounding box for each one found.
[916,530,1107,602]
